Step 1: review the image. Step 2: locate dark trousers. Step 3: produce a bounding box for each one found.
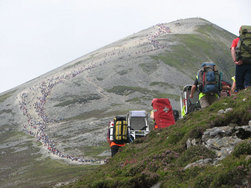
[235,64,251,91]
[111,145,120,157]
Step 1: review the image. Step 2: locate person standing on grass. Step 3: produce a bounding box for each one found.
[230,26,251,91]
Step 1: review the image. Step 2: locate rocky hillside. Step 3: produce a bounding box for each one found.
[65,88,251,188]
[0,18,237,188]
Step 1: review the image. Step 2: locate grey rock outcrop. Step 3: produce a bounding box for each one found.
[186,123,251,168]
[184,158,213,170]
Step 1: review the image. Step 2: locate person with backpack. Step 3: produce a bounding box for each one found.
[230,26,251,91]
[189,62,221,109]
[107,116,129,157]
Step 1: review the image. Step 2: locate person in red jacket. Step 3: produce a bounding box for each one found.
[230,27,251,91]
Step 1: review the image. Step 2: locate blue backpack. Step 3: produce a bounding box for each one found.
[197,63,222,94]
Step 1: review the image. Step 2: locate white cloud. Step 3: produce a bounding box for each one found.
[0,0,250,93]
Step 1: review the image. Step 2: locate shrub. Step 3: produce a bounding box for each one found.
[232,139,251,157]
[176,145,216,167]
[210,165,248,187]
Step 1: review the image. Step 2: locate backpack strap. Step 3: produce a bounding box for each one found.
[202,70,206,88]
[236,38,242,61]
[219,72,222,91]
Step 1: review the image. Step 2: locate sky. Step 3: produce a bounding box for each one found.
[0,0,251,93]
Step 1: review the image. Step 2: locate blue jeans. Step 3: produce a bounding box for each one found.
[235,64,251,91]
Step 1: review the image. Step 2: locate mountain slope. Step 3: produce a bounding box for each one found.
[65,88,251,188]
[0,17,237,188]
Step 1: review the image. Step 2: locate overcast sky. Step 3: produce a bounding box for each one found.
[0,0,250,93]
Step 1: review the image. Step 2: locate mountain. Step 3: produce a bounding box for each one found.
[0,17,237,187]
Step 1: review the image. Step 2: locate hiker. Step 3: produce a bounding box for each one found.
[107,117,129,157]
[230,26,251,91]
[190,62,221,109]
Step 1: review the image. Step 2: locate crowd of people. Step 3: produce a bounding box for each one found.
[148,24,171,49]
[102,23,171,59]
[184,26,251,115]
[17,23,174,163]
[18,61,108,164]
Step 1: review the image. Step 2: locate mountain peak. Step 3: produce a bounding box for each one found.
[0,18,238,188]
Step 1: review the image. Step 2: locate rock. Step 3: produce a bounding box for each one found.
[186,138,192,148]
[186,138,199,148]
[218,108,233,114]
[218,109,225,114]
[245,155,251,161]
[202,126,234,141]
[209,127,224,137]
[191,138,197,146]
[202,125,246,160]
[184,158,213,170]
[151,182,161,188]
[206,136,241,154]
[215,146,235,159]
[224,108,233,113]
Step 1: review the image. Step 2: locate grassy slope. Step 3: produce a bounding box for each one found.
[0,127,99,188]
[152,24,235,81]
[0,91,100,188]
[65,88,251,188]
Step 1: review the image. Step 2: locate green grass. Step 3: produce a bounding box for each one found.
[64,88,251,188]
[96,77,104,81]
[176,145,216,167]
[54,94,101,107]
[117,68,132,75]
[151,25,235,81]
[125,97,142,103]
[0,109,13,115]
[15,158,98,188]
[106,85,180,101]
[151,34,213,77]
[106,86,150,96]
[150,81,175,88]
[139,62,158,74]
[0,127,98,188]
[78,143,110,158]
[65,109,131,121]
